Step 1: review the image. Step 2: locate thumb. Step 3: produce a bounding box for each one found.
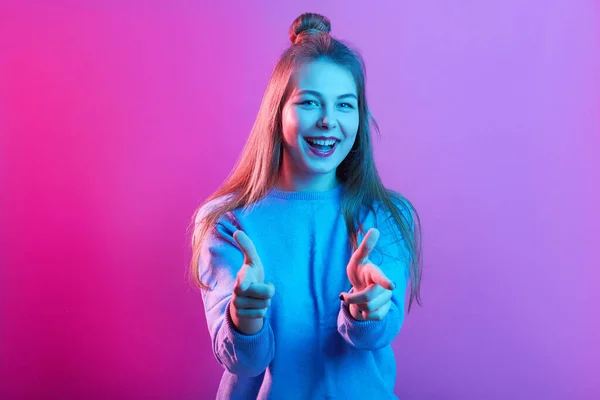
[236,264,255,292]
[350,228,380,267]
[233,230,262,268]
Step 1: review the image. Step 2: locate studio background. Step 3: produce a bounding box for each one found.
[1,1,599,399]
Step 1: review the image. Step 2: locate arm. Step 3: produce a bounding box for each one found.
[198,216,275,377]
[337,202,412,350]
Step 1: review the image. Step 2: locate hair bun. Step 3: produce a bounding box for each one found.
[289,13,331,44]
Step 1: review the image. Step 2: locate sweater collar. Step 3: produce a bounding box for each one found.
[267,183,344,200]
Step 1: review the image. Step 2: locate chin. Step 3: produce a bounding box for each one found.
[311,168,336,175]
[305,162,339,175]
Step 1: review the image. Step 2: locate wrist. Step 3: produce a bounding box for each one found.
[229,304,264,335]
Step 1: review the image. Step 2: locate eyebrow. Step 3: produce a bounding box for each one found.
[296,90,358,100]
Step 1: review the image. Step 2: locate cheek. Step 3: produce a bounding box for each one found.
[341,114,360,138]
[291,109,316,133]
[281,107,300,140]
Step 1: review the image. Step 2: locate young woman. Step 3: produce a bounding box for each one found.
[190,12,423,399]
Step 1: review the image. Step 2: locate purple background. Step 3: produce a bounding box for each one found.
[1,1,599,399]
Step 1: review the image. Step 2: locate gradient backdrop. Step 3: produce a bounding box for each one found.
[1,1,599,399]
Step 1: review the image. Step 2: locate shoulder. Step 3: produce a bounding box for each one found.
[193,193,241,238]
[379,190,413,213]
[365,192,415,227]
[195,194,234,222]
[359,192,416,252]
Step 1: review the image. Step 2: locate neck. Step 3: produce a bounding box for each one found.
[276,161,340,192]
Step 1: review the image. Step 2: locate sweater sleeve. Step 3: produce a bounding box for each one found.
[337,200,413,350]
[196,210,275,377]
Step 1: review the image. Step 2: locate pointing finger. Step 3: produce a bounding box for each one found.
[233,230,262,267]
[350,228,380,267]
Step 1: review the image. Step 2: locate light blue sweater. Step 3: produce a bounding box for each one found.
[197,184,411,399]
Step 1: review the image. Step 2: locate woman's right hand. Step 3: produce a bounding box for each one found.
[230,230,275,335]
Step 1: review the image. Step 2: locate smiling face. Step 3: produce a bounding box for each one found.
[277,59,360,192]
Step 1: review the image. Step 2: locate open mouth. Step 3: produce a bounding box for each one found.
[304,137,339,152]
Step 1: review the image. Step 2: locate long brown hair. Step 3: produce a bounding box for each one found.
[189,12,423,311]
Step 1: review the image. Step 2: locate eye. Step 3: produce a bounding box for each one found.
[299,100,319,107]
[339,102,355,109]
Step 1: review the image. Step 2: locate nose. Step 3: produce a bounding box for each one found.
[317,108,337,130]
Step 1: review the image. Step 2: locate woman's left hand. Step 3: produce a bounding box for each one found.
[340,228,396,321]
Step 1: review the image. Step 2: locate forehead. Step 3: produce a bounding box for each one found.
[290,59,357,96]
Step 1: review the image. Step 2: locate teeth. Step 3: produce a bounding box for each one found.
[307,138,337,146]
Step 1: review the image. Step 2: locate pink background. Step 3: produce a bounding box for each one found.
[2,1,599,399]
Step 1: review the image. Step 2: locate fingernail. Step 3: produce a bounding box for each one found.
[339,294,345,301]
[392,282,397,290]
